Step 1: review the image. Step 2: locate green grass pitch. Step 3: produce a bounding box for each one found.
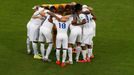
[0,0,134,75]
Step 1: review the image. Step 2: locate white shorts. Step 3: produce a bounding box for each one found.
[81,34,94,46]
[28,22,40,41]
[69,28,82,44]
[91,20,96,37]
[27,22,31,37]
[56,34,68,49]
[83,27,94,35]
[39,27,52,43]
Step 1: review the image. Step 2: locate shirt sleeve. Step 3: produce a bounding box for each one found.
[79,14,86,21]
[67,16,73,24]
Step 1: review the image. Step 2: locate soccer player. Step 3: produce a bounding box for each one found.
[87,6,96,59]
[49,6,57,48]
[81,5,93,62]
[68,4,87,63]
[38,7,54,62]
[52,5,72,67]
[81,5,96,61]
[26,6,44,59]
[26,5,40,54]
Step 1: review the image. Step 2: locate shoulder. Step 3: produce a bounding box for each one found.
[38,7,44,12]
[44,9,50,13]
[79,13,86,19]
[33,11,40,16]
[79,13,85,17]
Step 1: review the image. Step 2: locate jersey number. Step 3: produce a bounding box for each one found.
[59,23,66,29]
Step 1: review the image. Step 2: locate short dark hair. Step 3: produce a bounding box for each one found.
[74,3,82,12]
[65,5,71,10]
[57,5,64,14]
[49,6,56,11]
[44,6,49,10]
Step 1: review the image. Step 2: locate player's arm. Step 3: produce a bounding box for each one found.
[48,16,53,23]
[72,19,86,25]
[32,10,45,19]
[72,17,86,25]
[47,11,71,22]
[91,12,96,20]
[47,12,61,21]
[60,15,71,22]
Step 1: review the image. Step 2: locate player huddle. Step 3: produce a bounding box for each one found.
[26,2,96,67]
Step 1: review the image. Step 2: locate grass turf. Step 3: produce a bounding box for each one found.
[0,0,134,75]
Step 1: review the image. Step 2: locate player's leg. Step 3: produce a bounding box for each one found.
[79,44,87,63]
[55,36,61,65]
[61,36,68,67]
[67,43,73,64]
[43,42,53,62]
[40,42,45,59]
[32,42,38,56]
[52,26,57,47]
[81,33,94,62]
[26,37,31,54]
[68,31,77,63]
[86,44,92,60]
[91,21,96,58]
[84,35,94,61]
[26,23,32,54]
[43,31,53,62]
[89,36,94,59]
[75,32,82,62]
[32,41,42,59]
[38,29,45,60]
[77,33,88,62]
[31,25,42,59]
[75,42,81,62]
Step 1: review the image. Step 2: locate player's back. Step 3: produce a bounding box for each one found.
[84,13,93,28]
[69,14,82,30]
[30,7,44,25]
[54,20,70,35]
[41,10,53,30]
[53,14,70,34]
[83,13,94,34]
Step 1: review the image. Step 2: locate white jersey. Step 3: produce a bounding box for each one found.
[53,15,71,48]
[54,20,71,34]
[71,13,86,29]
[83,13,94,34]
[84,14,93,28]
[69,14,86,30]
[69,16,77,30]
[68,14,86,44]
[81,14,95,45]
[27,7,44,41]
[41,10,53,29]
[29,8,44,25]
[53,15,71,35]
[84,13,96,36]
[78,13,86,22]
